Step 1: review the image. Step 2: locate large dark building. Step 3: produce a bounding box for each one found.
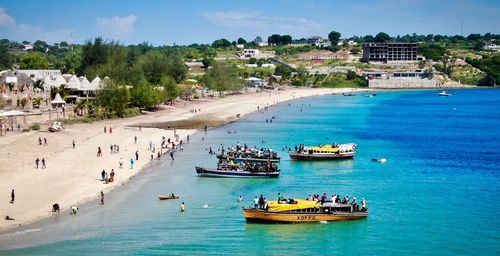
[362,43,419,63]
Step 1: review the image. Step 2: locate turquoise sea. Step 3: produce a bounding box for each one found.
[1,89,499,255]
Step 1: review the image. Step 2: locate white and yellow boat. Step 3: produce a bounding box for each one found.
[289,143,356,161]
[243,199,367,223]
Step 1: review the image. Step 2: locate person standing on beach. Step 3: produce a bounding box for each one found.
[35,158,40,168]
[100,191,104,205]
[110,169,115,182]
[41,158,46,169]
[72,140,75,149]
[134,136,137,144]
[130,158,134,169]
[38,137,42,145]
[109,127,112,134]
[97,147,102,157]
[104,126,107,133]
[135,151,139,161]
[119,158,123,168]
[44,137,48,145]
[101,169,106,181]
[10,189,14,204]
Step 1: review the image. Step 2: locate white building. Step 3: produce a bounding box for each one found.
[257,42,269,47]
[16,69,61,80]
[236,44,245,49]
[484,44,500,51]
[238,49,275,59]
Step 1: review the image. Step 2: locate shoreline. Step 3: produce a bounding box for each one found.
[0,87,368,232]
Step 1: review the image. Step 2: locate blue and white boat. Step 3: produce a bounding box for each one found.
[195,166,280,178]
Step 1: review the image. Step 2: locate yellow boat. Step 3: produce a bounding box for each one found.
[289,143,356,161]
[243,199,368,223]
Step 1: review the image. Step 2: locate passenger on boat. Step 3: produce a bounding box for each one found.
[254,196,259,209]
[335,195,341,203]
[258,195,265,209]
[331,194,337,203]
[343,196,349,204]
[277,193,284,203]
[321,193,327,204]
[306,194,312,200]
[361,198,367,212]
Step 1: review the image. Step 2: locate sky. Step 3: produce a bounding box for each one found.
[0,0,499,46]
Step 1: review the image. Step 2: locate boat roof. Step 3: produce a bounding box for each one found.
[306,143,356,152]
[267,199,320,212]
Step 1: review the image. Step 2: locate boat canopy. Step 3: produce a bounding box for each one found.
[306,143,356,152]
[267,199,320,212]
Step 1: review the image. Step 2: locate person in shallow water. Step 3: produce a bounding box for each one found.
[180,202,185,212]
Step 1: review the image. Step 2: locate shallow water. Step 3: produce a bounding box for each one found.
[1,89,499,255]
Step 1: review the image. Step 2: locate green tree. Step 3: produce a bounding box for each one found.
[201,57,214,69]
[82,37,108,72]
[95,79,130,117]
[212,39,231,48]
[268,34,282,45]
[161,76,181,103]
[64,47,83,74]
[19,52,49,69]
[130,81,163,109]
[204,62,242,93]
[328,31,342,45]
[281,35,292,45]
[418,44,446,61]
[0,44,13,70]
[237,38,247,44]
[374,32,392,43]
[274,64,292,79]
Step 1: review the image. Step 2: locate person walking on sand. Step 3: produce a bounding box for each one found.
[41,158,46,169]
[101,169,106,181]
[38,137,42,145]
[100,191,104,205]
[44,137,48,145]
[109,127,112,134]
[110,169,115,182]
[104,126,107,133]
[180,202,185,212]
[35,158,40,168]
[72,140,75,149]
[130,158,135,169]
[119,158,123,168]
[135,151,139,161]
[97,147,102,157]
[10,189,14,204]
[134,135,137,144]
[169,152,174,160]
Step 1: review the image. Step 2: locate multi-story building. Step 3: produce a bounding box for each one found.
[362,43,421,63]
[237,49,275,59]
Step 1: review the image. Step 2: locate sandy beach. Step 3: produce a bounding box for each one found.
[0,87,366,231]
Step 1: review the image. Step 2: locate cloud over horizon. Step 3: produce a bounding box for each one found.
[201,10,322,35]
[96,15,138,40]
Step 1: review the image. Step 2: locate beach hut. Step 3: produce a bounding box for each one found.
[51,93,66,107]
[66,75,81,91]
[53,75,67,87]
[89,75,101,91]
[245,77,264,87]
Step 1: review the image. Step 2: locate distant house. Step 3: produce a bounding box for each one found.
[296,50,349,61]
[237,49,275,59]
[236,44,245,49]
[337,40,358,46]
[23,44,33,51]
[484,44,500,52]
[245,77,264,87]
[307,36,331,47]
[257,42,269,47]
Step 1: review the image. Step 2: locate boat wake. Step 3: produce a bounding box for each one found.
[320,221,328,224]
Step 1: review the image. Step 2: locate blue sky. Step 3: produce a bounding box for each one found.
[0,0,499,45]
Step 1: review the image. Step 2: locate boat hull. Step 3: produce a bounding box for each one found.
[217,155,280,163]
[158,196,179,200]
[243,209,367,223]
[195,167,280,178]
[288,152,355,161]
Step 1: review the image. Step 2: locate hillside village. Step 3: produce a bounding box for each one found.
[0,32,499,132]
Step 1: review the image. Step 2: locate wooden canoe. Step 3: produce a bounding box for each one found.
[158,195,179,200]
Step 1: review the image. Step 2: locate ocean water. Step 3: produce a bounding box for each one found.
[1,89,499,255]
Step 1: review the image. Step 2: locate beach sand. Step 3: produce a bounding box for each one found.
[0,87,366,231]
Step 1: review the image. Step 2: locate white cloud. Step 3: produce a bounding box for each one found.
[96,15,137,39]
[0,8,15,26]
[201,10,321,33]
